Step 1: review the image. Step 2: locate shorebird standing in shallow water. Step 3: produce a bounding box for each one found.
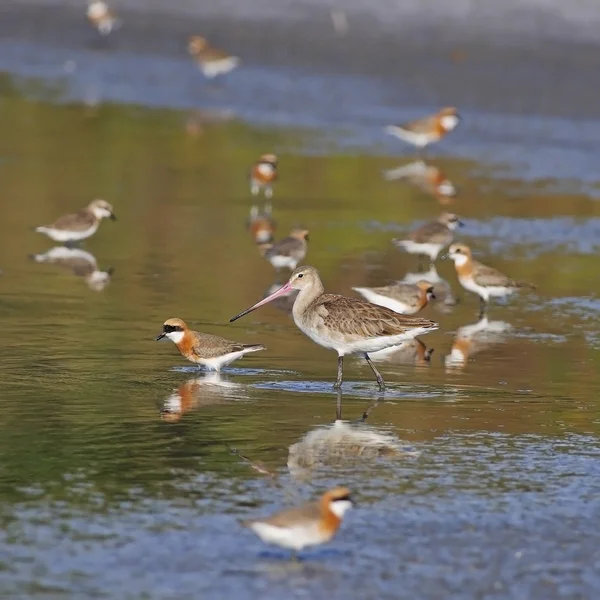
[240,487,353,554]
[230,266,438,391]
[188,36,240,79]
[35,199,116,244]
[385,107,461,153]
[250,153,278,198]
[446,244,536,318]
[247,204,276,244]
[352,280,435,315]
[260,228,309,272]
[393,212,463,264]
[87,0,120,35]
[156,318,265,371]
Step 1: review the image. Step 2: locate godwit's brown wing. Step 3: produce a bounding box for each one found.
[408,220,451,245]
[309,294,437,342]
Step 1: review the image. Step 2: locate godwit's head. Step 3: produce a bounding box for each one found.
[88,199,116,220]
[438,212,463,230]
[229,266,322,322]
[446,243,472,266]
[156,318,189,343]
[415,280,436,302]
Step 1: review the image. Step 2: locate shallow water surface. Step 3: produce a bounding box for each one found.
[1,10,600,599]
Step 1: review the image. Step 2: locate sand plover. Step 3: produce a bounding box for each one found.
[156,318,265,371]
[352,280,435,315]
[385,107,460,151]
[230,266,438,391]
[250,153,278,199]
[188,36,240,79]
[446,244,536,317]
[393,212,462,263]
[240,487,354,554]
[35,199,116,244]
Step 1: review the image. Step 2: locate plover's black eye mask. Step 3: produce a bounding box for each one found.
[164,324,184,333]
[332,493,352,503]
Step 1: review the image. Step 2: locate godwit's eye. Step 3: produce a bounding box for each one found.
[297,273,304,279]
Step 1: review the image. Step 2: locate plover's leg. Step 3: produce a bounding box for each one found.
[250,181,259,196]
[364,353,385,391]
[265,186,273,199]
[334,356,344,389]
[478,297,488,319]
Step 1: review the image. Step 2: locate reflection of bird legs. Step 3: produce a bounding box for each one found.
[359,393,385,422]
[227,446,276,478]
[478,297,488,320]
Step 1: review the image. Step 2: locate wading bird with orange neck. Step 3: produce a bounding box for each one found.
[230,266,438,391]
[240,487,354,555]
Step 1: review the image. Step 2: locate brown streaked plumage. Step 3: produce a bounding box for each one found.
[156,318,265,371]
[352,280,435,315]
[393,212,463,262]
[447,244,536,318]
[250,153,278,198]
[263,228,309,271]
[247,204,276,244]
[385,107,460,150]
[240,487,353,553]
[35,199,116,244]
[230,266,438,391]
[383,160,457,204]
[188,36,239,79]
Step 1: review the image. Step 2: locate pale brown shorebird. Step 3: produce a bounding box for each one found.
[188,36,240,79]
[230,266,438,391]
[393,212,463,263]
[352,280,435,315]
[250,153,278,199]
[240,487,353,554]
[385,107,461,152]
[446,244,536,318]
[260,227,309,272]
[156,318,265,371]
[34,199,116,244]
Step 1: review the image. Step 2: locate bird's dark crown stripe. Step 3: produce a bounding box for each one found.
[332,494,351,502]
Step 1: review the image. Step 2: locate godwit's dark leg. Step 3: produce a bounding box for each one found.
[334,355,344,389]
[478,297,488,319]
[364,353,385,391]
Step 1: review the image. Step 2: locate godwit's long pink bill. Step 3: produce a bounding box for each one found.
[230,281,294,323]
[230,266,438,391]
